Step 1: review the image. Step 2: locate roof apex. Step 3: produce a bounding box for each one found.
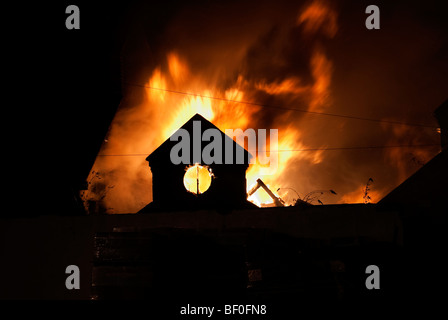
[146,113,253,166]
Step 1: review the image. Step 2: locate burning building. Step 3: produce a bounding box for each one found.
[4,0,448,306]
[81,0,446,214]
[139,113,256,212]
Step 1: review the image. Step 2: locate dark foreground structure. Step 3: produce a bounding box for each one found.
[0,202,446,306]
[0,101,447,310]
[139,114,256,213]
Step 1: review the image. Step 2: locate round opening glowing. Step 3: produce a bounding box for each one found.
[183,164,212,195]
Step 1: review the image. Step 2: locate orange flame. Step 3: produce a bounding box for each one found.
[83,0,341,213]
[297,0,338,38]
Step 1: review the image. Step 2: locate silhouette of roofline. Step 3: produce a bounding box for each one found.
[146,113,253,165]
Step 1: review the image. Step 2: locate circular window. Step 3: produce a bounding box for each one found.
[183,164,212,195]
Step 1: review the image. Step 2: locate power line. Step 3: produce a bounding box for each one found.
[97,143,440,156]
[269,144,440,152]
[124,82,439,129]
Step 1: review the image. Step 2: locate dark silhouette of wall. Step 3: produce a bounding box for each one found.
[140,114,255,213]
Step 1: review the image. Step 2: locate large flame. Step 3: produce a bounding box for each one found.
[82,0,338,213]
[81,0,440,213]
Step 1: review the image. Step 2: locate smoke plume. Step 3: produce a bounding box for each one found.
[83,0,447,213]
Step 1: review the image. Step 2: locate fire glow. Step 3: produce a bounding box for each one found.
[82,0,439,213]
[81,0,339,212]
[183,164,213,195]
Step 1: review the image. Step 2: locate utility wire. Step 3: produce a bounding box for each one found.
[124,82,439,129]
[97,143,440,156]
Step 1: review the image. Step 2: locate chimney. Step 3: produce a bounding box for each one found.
[434,99,448,150]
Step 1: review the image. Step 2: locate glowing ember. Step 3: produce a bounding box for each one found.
[183,164,213,195]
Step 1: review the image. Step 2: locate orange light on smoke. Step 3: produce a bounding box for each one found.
[84,0,342,212]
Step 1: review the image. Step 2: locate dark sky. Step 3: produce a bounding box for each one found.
[8,0,447,215]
